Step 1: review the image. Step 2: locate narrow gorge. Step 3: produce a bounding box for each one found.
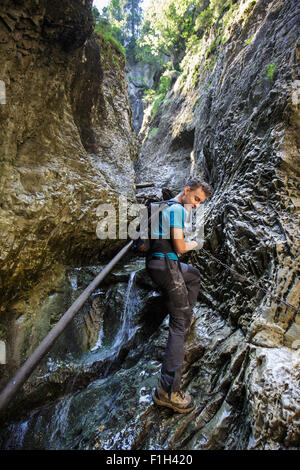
[0,0,299,451]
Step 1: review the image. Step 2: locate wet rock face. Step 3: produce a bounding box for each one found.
[0,0,138,366]
[139,0,300,332]
[0,0,137,303]
[0,261,249,450]
[245,347,300,449]
[126,61,162,133]
[0,259,299,450]
[0,0,299,451]
[135,90,195,195]
[42,0,94,52]
[191,0,300,347]
[134,0,300,448]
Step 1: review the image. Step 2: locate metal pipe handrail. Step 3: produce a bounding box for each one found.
[135,183,155,188]
[0,240,133,414]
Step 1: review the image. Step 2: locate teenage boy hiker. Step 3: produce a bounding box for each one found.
[146,178,213,413]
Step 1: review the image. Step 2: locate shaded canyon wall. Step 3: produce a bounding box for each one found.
[135,0,300,448]
[0,0,138,383]
[0,0,299,451]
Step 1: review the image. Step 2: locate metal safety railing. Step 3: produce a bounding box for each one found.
[0,241,133,414]
[0,232,298,415]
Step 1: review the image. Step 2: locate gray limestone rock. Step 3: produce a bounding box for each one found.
[0,0,299,451]
[0,0,138,383]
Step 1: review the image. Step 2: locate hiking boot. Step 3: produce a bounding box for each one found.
[153,382,195,413]
[190,314,196,328]
[185,314,196,336]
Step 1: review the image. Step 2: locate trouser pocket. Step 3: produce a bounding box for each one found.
[164,256,190,314]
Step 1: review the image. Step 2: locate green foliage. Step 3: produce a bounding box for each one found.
[94,19,126,56]
[205,34,222,58]
[92,6,101,24]
[221,0,239,29]
[135,44,165,67]
[124,0,143,40]
[209,0,228,15]
[163,97,172,108]
[102,0,127,36]
[157,73,172,95]
[97,0,244,88]
[264,62,278,82]
[138,0,197,69]
[150,72,173,117]
[101,0,143,60]
[142,70,173,119]
[138,0,240,71]
[148,127,159,138]
[143,88,157,104]
[243,0,257,17]
[195,7,214,34]
[96,0,260,114]
[151,94,165,118]
[128,74,149,87]
[245,34,254,45]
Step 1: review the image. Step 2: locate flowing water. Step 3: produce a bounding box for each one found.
[107,271,139,358]
[2,255,298,450]
[0,258,150,450]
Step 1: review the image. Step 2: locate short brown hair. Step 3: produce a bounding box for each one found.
[185,177,213,197]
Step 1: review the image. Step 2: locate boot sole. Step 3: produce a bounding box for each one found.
[153,393,196,414]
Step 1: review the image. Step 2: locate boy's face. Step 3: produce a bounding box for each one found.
[182,186,207,210]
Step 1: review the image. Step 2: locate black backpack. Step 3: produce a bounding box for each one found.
[131,199,181,256]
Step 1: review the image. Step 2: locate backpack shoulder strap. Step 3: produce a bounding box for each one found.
[151,199,181,207]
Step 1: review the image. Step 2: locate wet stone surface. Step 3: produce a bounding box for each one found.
[1,0,300,451]
[1,257,299,450]
[0,268,245,450]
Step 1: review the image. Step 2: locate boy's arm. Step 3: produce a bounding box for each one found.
[171,227,198,254]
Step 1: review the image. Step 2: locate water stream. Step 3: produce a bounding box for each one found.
[103,271,139,360]
[3,254,295,450]
[0,258,148,449]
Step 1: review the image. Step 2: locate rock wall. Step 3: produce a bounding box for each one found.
[0,0,299,451]
[135,0,300,448]
[0,0,138,376]
[126,60,162,133]
[1,265,298,450]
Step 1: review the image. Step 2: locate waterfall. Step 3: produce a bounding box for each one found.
[110,271,139,355]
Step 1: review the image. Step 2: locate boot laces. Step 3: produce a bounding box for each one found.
[176,389,186,399]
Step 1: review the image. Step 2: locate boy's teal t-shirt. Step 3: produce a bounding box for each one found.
[151,198,187,260]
